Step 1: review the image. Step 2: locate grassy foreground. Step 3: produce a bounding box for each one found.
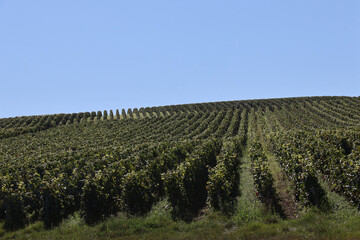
[1,203,360,240]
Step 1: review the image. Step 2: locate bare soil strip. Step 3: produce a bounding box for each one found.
[266,153,298,219]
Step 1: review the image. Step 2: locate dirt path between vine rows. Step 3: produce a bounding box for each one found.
[266,153,298,219]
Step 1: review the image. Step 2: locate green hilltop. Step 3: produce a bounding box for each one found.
[1,96,360,239]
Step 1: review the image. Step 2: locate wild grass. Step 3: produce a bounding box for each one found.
[2,204,360,240]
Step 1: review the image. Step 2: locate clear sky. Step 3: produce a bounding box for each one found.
[0,1,359,118]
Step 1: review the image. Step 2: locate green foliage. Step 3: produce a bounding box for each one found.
[103,110,108,120]
[267,131,331,208]
[249,140,284,216]
[267,130,360,208]
[121,109,126,119]
[122,170,155,216]
[0,96,360,233]
[96,111,102,120]
[3,193,26,230]
[81,173,116,225]
[163,139,222,221]
[127,108,133,118]
[207,137,242,214]
[90,111,96,120]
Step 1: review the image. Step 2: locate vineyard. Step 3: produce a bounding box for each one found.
[1,96,360,239]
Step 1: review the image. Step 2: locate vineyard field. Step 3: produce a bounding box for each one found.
[1,96,360,239]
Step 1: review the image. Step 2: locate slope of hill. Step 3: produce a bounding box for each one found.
[1,96,360,239]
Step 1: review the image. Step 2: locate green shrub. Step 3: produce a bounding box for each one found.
[164,139,222,221]
[122,170,155,216]
[207,138,241,214]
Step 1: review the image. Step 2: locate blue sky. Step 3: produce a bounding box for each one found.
[0,1,359,118]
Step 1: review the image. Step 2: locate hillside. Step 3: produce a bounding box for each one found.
[1,96,360,239]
